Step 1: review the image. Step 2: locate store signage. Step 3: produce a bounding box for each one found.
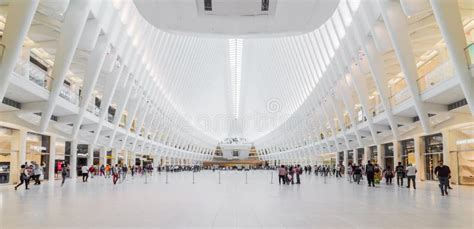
[30,146,46,152]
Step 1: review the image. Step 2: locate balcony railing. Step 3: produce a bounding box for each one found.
[14,58,54,91]
[416,57,454,93]
[59,85,78,105]
[465,43,474,67]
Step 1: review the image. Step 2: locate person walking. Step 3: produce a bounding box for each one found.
[405,163,417,189]
[347,164,353,183]
[434,161,451,196]
[295,165,302,184]
[395,162,405,187]
[278,165,286,185]
[365,161,375,187]
[288,166,295,184]
[112,164,119,185]
[61,163,68,187]
[122,164,128,181]
[383,165,393,185]
[81,165,89,182]
[353,164,362,184]
[14,165,29,190]
[89,165,95,179]
[99,164,105,177]
[32,161,42,185]
[336,164,342,178]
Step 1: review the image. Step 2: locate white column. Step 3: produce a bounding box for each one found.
[99,147,106,166]
[48,135,56,180]
[378,1,431,133]
[414,135,424,181]
[112,148,118,165]
[363,146,369,164]
[39,0,92,132]
[376,144,383,167]
[353,149,359,165]
[18,129,27,166]
[343,150,348,175]
[87,144,94,166]
[124,150,129,166]
[430,0,474,114]
[442,130,453,169]
[70,139,78,178]
[393,140,401,167]
[0,0,39,100]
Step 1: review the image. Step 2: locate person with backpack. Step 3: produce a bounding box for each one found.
[395,162,405,186]
[365,161,375,187]
[383,165,393,185]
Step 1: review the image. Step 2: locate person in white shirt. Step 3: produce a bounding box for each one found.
[405,163,417,189]
[81,165,89,182]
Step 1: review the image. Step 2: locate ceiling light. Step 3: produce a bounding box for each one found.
[229,38,243,119]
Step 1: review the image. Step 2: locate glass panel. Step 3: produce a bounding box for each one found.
[326,20,340,49]
[338,0,353,27]
[321,25,335,58]
[332,10,346,39]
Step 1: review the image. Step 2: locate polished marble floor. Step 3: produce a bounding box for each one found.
[1,170,473,229]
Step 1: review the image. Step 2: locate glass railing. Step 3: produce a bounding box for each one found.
[368,103,385,117]
[14,58,54,91]
[416,56,454,93]
[465,43,474,67]
[389,79,410,107]
[107,113,114,123]
[59,85,78,105]
[86,99,100,117]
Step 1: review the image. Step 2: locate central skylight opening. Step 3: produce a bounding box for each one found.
[229,38,243,119]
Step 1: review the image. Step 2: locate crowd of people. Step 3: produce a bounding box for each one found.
[277,165,303,185]
[14,161,46,190]
[13,160,453,196]
[297,160,452,196]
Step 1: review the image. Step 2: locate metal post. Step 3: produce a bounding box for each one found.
[218,170,221,184]
[270,171,273,184]
[145,170,148,184]
[166,170,168,184]
[245,171,248,184]
[192,170,195,184]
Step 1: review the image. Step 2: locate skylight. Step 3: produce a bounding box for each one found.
[229,38,243,119]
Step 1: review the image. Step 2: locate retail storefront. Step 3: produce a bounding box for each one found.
[347,150,354,165]
[401,139,415,166]
[424,133,443,181]
[337,151,343,165]
[448,126,474,185]
[0,127,15,184]
[369,146,377,163]
[383,143,394,169]
[357,148,364,164]
[26,132,50,180]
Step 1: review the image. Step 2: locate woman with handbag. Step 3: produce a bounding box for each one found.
[14,164,29,190]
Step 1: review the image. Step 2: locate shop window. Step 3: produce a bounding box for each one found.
[401,139,415,166]
[424,133,443,181]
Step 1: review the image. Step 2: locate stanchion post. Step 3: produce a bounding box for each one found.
[245,171,248,184]
[166,170,168,184]
[270,171,273,184]
[192,170,195,184]
[218,170,221,184]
